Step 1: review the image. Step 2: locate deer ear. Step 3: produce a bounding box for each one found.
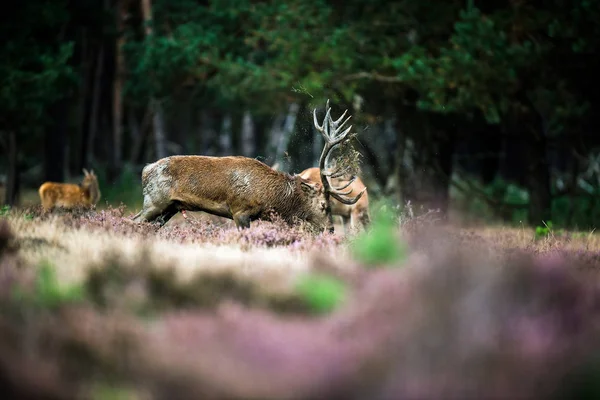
[82,168,89,176]
[300,180,317,193]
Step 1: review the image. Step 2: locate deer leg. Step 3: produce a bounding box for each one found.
[155,204,179,227]
[341,215,351,234]
[132,206,163,223]
[359,210,371,229]
[132,196,167,223]
[233,212,252,229]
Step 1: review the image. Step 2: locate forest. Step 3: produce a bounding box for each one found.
[3,1,600,399]
[2,0,600,227]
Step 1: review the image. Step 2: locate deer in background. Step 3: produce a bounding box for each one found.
[39,169,101,212]
[312,100,367,233]
[299,166,370,232]
[131,155,328,230]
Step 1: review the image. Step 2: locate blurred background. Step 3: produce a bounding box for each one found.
[1,0,599,229]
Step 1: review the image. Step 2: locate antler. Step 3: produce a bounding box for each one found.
[313,100,366,232]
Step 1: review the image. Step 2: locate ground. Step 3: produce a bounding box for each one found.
[1,204,600,399]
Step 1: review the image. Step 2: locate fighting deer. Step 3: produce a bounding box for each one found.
[312,100,366,233]
[299,166,370,232]
[131,155,328,230]
[38,169,101,212]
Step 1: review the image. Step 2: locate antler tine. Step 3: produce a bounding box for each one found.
[313,108,325,133]
[331,176,357,191]
[331,125,354,145]
[329,166,352,179]
[323,149,344,175]
[334,114,353,134]
[323,107,332,139]
[329,187,366,205]
[317,99,364,232]
[313,104,334,140]
[331,109,348,126]
[329,185,353,196]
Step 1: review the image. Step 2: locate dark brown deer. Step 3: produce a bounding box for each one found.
[131,155,328,230]
[312,100,366,233]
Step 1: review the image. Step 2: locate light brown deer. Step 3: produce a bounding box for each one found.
[312,100,366,233]
[38,169,101,212]
[131,155,328,230]
[299,166,370,232]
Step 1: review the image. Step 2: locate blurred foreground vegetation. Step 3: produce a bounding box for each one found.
[2,200,600,398]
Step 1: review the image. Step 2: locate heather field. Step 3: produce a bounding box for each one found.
[2,205,600,399]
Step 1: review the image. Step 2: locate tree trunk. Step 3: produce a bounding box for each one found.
[86,43,104,167]
[273,102,299,169]
[220,114,233,155]
[128,108,147,164]
[267,114,285,166]
[141,0,168,161]
[357,139,387,190]
[241,110,255,157]
[77,28,91,172]
[515,91,552,226]
[112,0,127,174]
[523,132,552,225]
[394,124,407,206]
[200,109,219,156]
[252,116,268,161]
[45,99,68,183]
[4,131,19,206]
[480,125,502,185]
[152,99,168,159]
[432,128,456,220]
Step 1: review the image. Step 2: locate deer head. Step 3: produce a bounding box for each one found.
[313,100,366,233]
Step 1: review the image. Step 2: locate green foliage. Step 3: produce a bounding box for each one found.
[0,205,10,217]
[351,204,408,266]
[13,260,85,310]
[535,221,553,239]
[295,273,347,314]
[90,384,138,400]
[0,2,76,130]
[392,7,534,123]
[451,176,600,229]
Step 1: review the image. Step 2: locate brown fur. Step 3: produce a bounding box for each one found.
[132,156,328,230]
[38,169,101,212]
[299,167,370,232]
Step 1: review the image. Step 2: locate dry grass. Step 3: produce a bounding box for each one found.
[2,206,600,399]
[7,208,352,294]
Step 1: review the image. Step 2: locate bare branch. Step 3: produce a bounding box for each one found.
[342,71,404,83]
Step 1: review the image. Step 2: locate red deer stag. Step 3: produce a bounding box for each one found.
[131,155,328,230]
[312,100,366,233]
[299,166,370,232]
[38,169,101,212]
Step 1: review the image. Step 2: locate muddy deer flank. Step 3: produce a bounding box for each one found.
[38,169,101,212]
[131,155,328,230]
